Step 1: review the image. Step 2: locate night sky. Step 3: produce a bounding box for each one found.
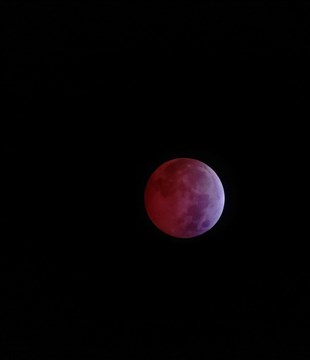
[1,2,309,359]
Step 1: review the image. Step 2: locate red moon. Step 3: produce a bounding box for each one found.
[144,158,225,238]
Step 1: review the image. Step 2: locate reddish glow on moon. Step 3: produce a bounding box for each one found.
[144,158,225,238]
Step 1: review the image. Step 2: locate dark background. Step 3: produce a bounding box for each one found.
[1,1,309,359]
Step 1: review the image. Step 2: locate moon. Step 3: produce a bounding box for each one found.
[144,158,225,238]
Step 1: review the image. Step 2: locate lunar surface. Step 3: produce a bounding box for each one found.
[144,158,225,238]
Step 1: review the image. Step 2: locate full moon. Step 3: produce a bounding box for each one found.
[144,158,225,238]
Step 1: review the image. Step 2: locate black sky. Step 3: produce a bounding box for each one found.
[1,2,310,359]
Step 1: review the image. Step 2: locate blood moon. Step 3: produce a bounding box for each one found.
[144,158,225,238]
